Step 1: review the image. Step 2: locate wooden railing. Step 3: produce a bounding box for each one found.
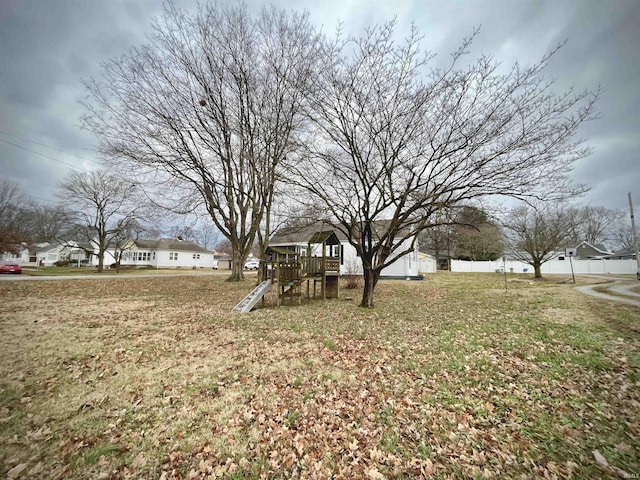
[301,256,340,276]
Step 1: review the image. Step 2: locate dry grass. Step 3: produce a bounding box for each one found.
[0,273,638,479]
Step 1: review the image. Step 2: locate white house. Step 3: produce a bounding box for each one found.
[0,243,31,264]
[418,252,437,274]
[103,238,216,269]
[269,222,421,279]
[35,241,88,266]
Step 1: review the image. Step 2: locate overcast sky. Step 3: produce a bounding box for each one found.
[1,0,638,214]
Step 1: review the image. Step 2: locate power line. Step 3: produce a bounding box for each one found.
[0,137,94,173]
[0,128,94,162]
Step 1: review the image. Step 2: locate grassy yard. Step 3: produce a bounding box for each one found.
[21,266,223,277]
[0,273,638,479]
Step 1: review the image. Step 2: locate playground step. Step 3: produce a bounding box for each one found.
[233,280,272,313]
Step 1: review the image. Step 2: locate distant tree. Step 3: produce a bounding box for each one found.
[56,171,146,272]
[164,221,221,251]
[83,3,318,282]
[419,206,457,270]
[193,222,221,252]
[609,222,635,252]
[565,205,624,247]
[291,21,597,307]
[503,203,571,278]
[214,238,232,255]
[22,205,70,243]
[0,178,32,253]
[453,206,503,261]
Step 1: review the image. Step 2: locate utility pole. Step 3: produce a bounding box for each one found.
[629,193,640,272]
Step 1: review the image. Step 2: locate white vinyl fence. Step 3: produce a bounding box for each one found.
[451,258,637,275]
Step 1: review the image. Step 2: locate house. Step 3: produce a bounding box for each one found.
[0,243,30,264]
[35,241,88,266]
[556,241,612,260]
[573,241,612,259]
[418,252,437,274]
[269,221,421,279]
[107,238,216,269]
[215,255,232,270]
[603,248,637,260]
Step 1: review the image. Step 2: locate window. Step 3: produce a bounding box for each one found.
[192,253,200,260]
[152,252,156,260]
[170,252,178,261]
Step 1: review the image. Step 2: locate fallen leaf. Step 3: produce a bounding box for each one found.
[131,451,147,469]
[366,466,386,479]
[592,450,608,467]
[7,463,28,479]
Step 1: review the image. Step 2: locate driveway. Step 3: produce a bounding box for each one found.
[575,275,640,307]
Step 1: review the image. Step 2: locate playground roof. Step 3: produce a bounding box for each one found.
[270,222,348,245]
[267,246,298,255]
[307,230,340,246]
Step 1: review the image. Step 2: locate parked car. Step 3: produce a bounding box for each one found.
[244,259,260,270]
[0,262,22,274]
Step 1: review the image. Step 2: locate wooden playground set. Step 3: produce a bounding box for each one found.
[233,230,341,313]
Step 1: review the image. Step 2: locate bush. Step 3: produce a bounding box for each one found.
[343,274,362,290]
[342,258,363,289]
[54,260,69,267]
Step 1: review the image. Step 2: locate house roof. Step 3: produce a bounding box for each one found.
[133,238,211,253]
[35,242,79,254]
[572,241,612,255]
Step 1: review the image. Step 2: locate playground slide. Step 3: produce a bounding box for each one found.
[232,280,272,313]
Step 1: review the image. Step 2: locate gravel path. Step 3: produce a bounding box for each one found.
[574,276,640,307]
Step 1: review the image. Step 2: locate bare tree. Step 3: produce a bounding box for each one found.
[565,205,624,247]
[56,171,144,272]
[503,203,571,278]
[194,221,221,251]
[23,205,70,243]
[0,179,30,252]
[82,3,318,281]
[609,222,636,252]
[291,22,597,307]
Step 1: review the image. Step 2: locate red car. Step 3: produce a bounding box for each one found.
[0,262,22,274]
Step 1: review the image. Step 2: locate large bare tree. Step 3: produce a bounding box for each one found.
[503,203,572,278]
[291,22,597,307]
[0,178,32,253]
[82,3,318,281]
[56,171,144,272]
[565,205,624,247]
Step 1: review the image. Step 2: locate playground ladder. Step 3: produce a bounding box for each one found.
[232,280,272,313]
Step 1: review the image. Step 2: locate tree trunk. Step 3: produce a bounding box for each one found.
[97,251,104,273]
[227,255,246,282]
[360,265,380,308]
[533,263,542,278]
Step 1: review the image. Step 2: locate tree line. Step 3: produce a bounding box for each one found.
[419,203,633,278]
[0,176,220,272]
